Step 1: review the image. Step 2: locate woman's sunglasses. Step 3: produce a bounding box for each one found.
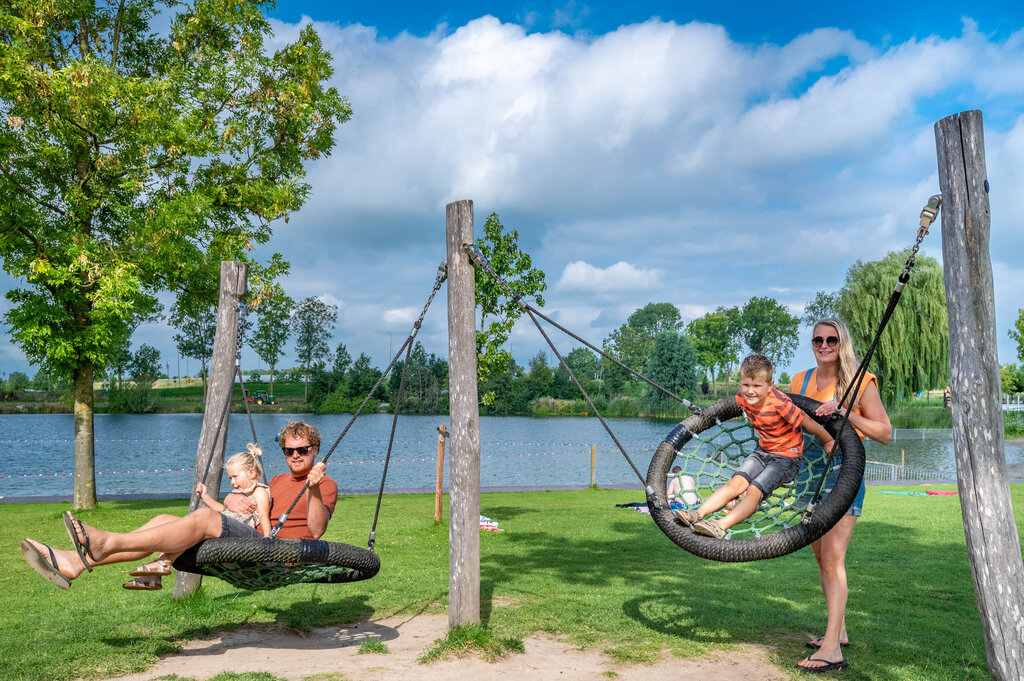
[812,335,839,348]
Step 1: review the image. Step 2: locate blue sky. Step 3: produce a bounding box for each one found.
[2,0,1024,383]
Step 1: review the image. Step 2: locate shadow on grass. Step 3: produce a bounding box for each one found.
[479,504,541,521]
[478,510,993,681]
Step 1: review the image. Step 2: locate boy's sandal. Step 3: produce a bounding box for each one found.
[806,637,850,649]
[694,518,727,539]
[673,508,701,528]
[129,559,173,577]
[62,511,94,572]
[123,576,162,591]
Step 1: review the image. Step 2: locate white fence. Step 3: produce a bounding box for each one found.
[864,460,954,483]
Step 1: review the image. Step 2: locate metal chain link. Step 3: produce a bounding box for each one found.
[902,194,942,281]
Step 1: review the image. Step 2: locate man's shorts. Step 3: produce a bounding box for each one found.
[803,437,866,517]
[735,446,801,497]
[219,514,261,539]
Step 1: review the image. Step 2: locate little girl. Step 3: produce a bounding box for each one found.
[123,444,271,590]
[196,445,272,537]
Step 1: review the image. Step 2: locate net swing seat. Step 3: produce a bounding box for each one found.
[167,263,447,591]
[172,536,381,591]
[645,393,865,563]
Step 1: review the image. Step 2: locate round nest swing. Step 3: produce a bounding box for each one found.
[172,536,381,591]
[646,393,865,562]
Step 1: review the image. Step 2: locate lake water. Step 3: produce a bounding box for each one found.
[1,413,1022,499]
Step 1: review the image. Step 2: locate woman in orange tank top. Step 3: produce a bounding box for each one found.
[792,318,891,673]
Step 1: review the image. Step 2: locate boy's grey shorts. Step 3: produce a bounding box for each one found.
[735,446,801,497]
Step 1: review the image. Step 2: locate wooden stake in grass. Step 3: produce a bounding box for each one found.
[436,425,447,523]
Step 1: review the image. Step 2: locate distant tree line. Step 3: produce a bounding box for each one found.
[8,248,977,416]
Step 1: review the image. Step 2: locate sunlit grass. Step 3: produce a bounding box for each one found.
[2,485,1020,681]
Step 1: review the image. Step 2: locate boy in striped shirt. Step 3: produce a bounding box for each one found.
[675,354,835,539]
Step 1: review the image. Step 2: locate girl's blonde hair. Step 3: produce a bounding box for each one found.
[814,318,860,407]
[225,443,265,481]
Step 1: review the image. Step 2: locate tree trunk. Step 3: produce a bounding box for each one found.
[269,362,275,396]
[934,109,1024,681]
[72,359,98,509]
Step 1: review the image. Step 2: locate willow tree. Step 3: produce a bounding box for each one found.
[0,0,350,508]
[836,250,948,403]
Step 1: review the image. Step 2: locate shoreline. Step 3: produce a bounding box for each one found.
[7,479,1024,504]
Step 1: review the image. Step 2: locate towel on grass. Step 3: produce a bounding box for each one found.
[480,514,503,531]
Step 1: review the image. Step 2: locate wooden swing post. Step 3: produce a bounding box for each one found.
[934,109,1024,680]
[445,199,481,627]
[173,261,247,599]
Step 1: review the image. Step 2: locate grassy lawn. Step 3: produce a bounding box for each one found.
[2,485,1022,681]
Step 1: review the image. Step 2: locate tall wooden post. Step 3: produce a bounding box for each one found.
[446,199,481,627]
[173,261,247,599]
[934,110,1024,681]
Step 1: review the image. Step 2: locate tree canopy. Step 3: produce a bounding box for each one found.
[292,296,337,401]
[601,302,682,392]
[736,296,800,368]
[1010,308,1024,364]
[250,287,294,394]
[837,250,948,402]
[643,330,698,411]
[802,291,839,327]
[687,306,740,392]
[0,0,349,507]
[474,212,546,402]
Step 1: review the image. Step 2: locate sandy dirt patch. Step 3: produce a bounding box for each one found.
[99,613,788,681]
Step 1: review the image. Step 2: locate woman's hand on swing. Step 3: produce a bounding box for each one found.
[815,399,839,417]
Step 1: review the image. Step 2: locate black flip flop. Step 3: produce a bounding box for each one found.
[806,637,850,649]
[20,540,71,590]
[63,511,94,572]
[799,656,850,673]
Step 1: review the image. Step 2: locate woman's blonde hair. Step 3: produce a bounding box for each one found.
[814,318,860,407]
[225,443,265,481]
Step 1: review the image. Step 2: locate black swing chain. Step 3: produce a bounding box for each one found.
[464,243,686,494]
[463,244,701,416]
[270,261,449,544]
[232,302,262,460]
[804,195,942,517]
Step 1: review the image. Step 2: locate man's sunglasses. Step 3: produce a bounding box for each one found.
[812,335,839,348]
[282,445,314,456]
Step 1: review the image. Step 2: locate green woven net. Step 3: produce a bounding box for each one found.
[198,563,365,591]
[671,414,831,539]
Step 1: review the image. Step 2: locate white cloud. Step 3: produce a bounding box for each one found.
[556,261,663,292]
[5,14,1024,378]
[382,307,419,326]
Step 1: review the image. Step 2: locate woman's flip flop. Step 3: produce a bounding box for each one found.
[63,511,94,572]
[20,540,71,590]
